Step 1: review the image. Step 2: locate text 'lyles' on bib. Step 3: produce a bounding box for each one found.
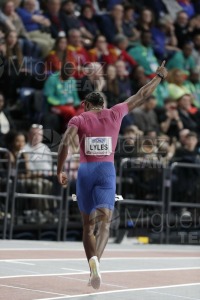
[85,137,112,156]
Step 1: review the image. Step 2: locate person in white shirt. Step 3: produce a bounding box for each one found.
[23,124,54,215]
[23,124,52,172]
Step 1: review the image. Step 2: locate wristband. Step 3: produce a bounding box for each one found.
[156,72,164,80]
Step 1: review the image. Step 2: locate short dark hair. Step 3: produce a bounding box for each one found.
[81,4,93,15]
[85,92,104,106]
[186,132,198,139]
[124,4,135,12]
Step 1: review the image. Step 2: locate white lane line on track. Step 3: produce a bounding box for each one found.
[149,291,199,300]
[1,257,200,262]
[61,268,86,272]
[0,284,69,297]
[0,266,200,279]
[5,260,35,266]
[59,276,127,289]
[34,283,200,300]
[149,290,200,300]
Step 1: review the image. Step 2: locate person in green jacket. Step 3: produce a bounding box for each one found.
[184,69,200,108]
[128,31,159,77]
[167,42,195,73]
[44,62,82,125]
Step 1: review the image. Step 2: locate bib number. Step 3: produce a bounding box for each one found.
[85,137,112,156]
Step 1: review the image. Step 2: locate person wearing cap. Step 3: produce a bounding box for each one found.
[57,61,168,290]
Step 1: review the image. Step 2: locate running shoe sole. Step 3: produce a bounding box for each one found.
[89,257,101,289]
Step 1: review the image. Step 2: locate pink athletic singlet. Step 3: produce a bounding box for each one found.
[68,102,129,163]
[68,102,129,214]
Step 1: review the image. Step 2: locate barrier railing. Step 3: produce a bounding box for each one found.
[117,157,166,243]
[9,151,64,241]
[0,148,11,239]
[166,162,200,244]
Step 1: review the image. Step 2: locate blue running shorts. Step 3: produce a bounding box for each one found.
[76,162,116,215]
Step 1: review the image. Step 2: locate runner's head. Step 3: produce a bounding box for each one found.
[84,92,104,112]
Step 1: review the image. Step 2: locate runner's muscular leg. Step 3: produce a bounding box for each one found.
[81,211,97,262]
[95,208,113,261]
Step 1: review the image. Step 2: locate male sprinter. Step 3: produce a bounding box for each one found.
[57,61,168,289]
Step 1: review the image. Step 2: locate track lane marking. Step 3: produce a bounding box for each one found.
[34,283,200,300]
[0,267,199,279]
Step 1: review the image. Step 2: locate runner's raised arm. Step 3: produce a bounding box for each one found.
[126,61,168,112]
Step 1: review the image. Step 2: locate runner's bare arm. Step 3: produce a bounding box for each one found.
[57,126,78,185]
[126,61,168,112]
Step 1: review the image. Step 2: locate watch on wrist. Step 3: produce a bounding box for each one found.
[156,72,164,80]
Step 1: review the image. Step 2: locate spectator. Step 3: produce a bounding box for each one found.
[184,69,200,108]
[44,62,82,126]
[98,4,124,43]
[178,128,191,147]
[2,30,32,105]
[67,29,90,78]
[128,30,159,78]
[151,15,179,60]
[60,0,81,31]
[131,65,150,93]
[17,0,55,57]
[167,68,191,100]
[188,14,200,36]
[171,131,200,210]
[44,0,68,39]
[153,79,170,107]
[110,34,137,71]
[3,1,29,40]
[115,125,142,158]
[167,42,195,73]
[131,95,159,134]
[122,4,140,42]
[104,64,119,108]
[174,131,199,161]
[177,94,199,132]
[136,8,155,31]
[115,60,132,102]
[0,93,14,147]
[3,0,41,57]
[5,131,28,173]
[61,0,92,42]
[23,124,54,214]
[79,4,100,40]
[78,62,106,100]
[45,35,68,74]
[0,32,6,63]
[159,98,184,138]
[0,9,15,31]
[88,34,114,65]
[174,11,190,48]
[23,124,52,171]
[192,33,200,68]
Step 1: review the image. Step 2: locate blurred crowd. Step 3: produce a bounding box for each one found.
[0,0,200,222]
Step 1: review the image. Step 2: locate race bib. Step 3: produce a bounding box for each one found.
[85,137,112,156]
